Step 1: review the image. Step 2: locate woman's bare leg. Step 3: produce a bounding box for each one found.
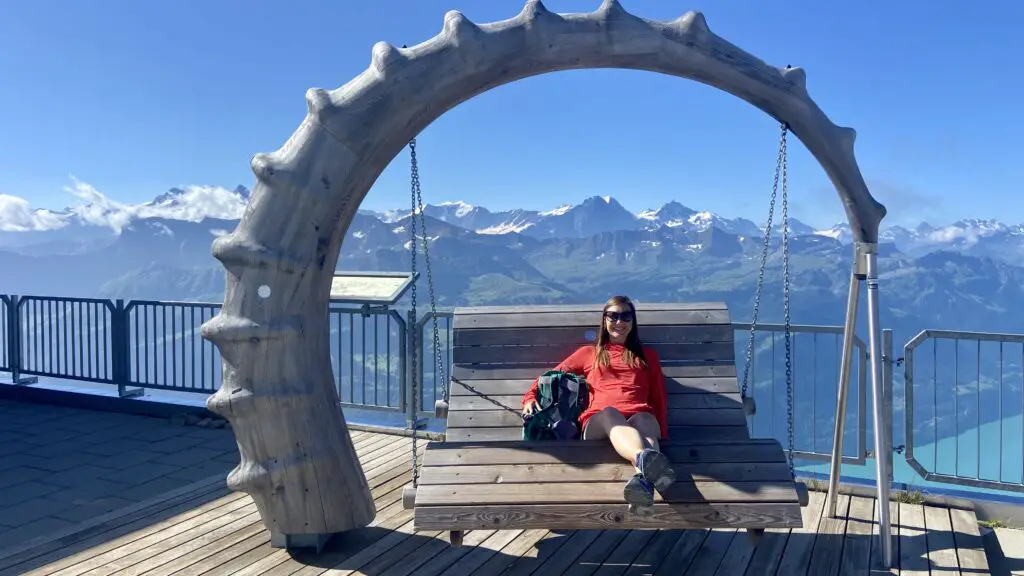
[584,408,676,509]
[583,407,648,468]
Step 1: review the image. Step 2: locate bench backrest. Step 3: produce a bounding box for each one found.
[446,302,751,442]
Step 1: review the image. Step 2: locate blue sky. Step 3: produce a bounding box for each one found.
[1,0,1021,229]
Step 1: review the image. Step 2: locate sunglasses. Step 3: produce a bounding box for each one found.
[604,311,634,323]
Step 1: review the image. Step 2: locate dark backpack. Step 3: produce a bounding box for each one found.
[522,370,589,441]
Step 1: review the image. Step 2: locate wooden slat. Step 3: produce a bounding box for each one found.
[455,302,728,314]
[443,425,751,442]
[414,502,802,532]
[806,493,850,575]
[421,439,787,466]
[444,407,747,429]
[454,324,734,347]
[453,342,735,365]
[922,505,960,575]
[899,502,930,576]
[453,308,731,329]
[838,495,875,575]
[449,376,739,397]
[417,461,794,485]
[452,362,737,381]
[949,507,989,573]
[447,392,743,412]
[682,529,736,575]
[773,490,827,574]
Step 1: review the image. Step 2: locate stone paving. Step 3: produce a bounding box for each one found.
[0,399,239,551]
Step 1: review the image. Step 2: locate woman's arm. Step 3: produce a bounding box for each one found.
[646,348,670,440]
[522,345,592,407]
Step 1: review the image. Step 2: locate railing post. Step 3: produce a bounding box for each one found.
[8,295,38,385]
[882,328,894,484]
[862,243,893,568]
[405,308,418,429]
[114,299,143,398]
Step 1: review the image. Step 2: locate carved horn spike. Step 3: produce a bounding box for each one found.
[837,126,857,155]
[597,0,627,17]
[520,0,552,22]
[305,88,333,122]
[370,41,405,73]
[673,10,710,35]
[250,152,278,182]
[443,9,479,37]
[781,66,807,90]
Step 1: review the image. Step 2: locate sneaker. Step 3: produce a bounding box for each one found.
[636,448,676,493]
[623,473,654,509]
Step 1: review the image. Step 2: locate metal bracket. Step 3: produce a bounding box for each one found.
[359,303,391,317]
[853,242,875,279]
[881,353,905,367]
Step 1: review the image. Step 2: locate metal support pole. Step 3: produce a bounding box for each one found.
[864,243,893,568]
[825,268,861,518]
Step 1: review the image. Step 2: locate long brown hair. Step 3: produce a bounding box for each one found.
[592,295,648,371]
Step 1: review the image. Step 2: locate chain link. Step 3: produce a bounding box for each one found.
[410,142,449,411]
[779,127,795,480]
[408,139,421,487]
[406,137,449,488]
[739,123,786,401]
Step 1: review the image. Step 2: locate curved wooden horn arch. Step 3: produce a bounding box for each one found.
[201,0,887,541]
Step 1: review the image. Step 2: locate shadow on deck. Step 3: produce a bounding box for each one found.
[0,400,1000,576]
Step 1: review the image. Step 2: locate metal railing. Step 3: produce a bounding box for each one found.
[734,322,869,467]
[905,329,1024,493]
[0,294,414,413]
[4,293,1024,498]
[0,295,10,372]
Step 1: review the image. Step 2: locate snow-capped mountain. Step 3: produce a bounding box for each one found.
[6,180,1024,265]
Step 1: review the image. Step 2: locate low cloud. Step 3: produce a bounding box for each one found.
[0,177,249,234]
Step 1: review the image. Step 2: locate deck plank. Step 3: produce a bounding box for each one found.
[622,530,684,575]
[838,495,875,576]
[898,502,930,576]
[682,529,735,575]
[948,508,989,574]
[806,493,851,576]
[3,431,995,576]
[922,505,961,575]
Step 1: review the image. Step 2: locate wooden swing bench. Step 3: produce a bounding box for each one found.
[405,302,808,547]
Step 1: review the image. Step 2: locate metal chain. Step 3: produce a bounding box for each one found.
[408,139,420,487]
[409,140,449,410]
[406,137,449,488]
[779,127,796,480]
[740,122,787,401]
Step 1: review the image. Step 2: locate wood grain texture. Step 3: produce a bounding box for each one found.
[445,407,747,429]
[453,324,734,347]
[443,425,753,442]
[421,439,789,466]
[416,461,794,485]
[415,481,799,506]
[447,391,742,411]
[453,308,731,329]
[414,502,804,532]
[452,362,737,381]
[449,376,740,397]
[452,341,735,366]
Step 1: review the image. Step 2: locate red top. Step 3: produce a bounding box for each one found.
[522,343,669,439]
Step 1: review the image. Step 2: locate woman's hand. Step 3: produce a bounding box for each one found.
[523,399,540,416]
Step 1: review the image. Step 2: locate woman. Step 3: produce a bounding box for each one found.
[521,295,675,509]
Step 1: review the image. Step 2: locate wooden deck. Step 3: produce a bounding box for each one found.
[0,430,992,576]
